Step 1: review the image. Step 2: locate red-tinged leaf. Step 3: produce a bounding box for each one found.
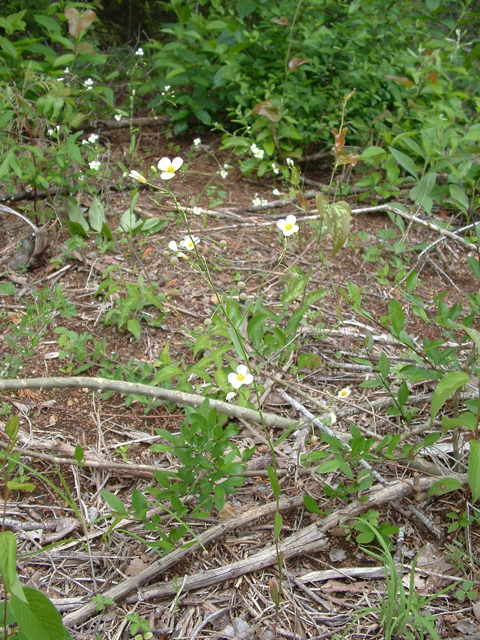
[296,193,310,211]
[142,247,153,260]
[252,100,281,122]
[288,57,311,72]
[75,42,95,55]
[336,152,360,167]
[332,127,347,154]
[384,74,414,88]
[65,8,96,37]
[427,71,438,83]
[273,17,289,25]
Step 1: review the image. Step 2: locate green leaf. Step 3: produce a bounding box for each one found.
[449,184,469,210]
[316,195,351,256]
[127,318,141,341]
[88,197,106,232]
[34,14,61,33]
[101,490,128,516]
[53,53,75,67]
[360,146,387,159]
[469,440,480,504]
[426,478,463,498]
[388,146,418,179]
[303,495,320,513]
[74,444,84,463]
[10,587,65,640]
[0,35,18,57]
[378,352,390,380]
[65,221,87,237]
[431,372,470,424]
[274,511,283,539]
[5,415,19,441]
[7,481,35,492]
[388,298,405,334]
[267,465,280,500]
[0,531,26,602]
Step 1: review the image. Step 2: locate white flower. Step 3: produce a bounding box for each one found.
[286,157,294,167]
[88,133,99,144]
[47,129,54,136]
[132,89,136,95]
[219,169,228,179]
[168,241,185,258]
[84,78,94,90]
[56,77,64,82]
[78,175,85,181]
[157,156,183,180]
[225,391,236,402]
[272,164,280,175]
[252,194,262,207]
[180,235,200,251]
[228,364,254,389]
[252,147,264,159]
[135,48,144,56]
[276,215,299,237]
[114,114,122,121]
[261,198,268,206]
[193,138,201,146]
[82,139,88,145]
[337,387,351,399]
[64,68,69,73]
[164,85,170,91]
[89,160,101,171]
[129,170,147,184]
[250,143,259,152]
[273,188,281,196]
[330,412,337,425]
[223,163,231,169]
[192,206,202,215]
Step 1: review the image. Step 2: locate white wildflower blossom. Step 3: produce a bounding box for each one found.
[228,364,254,389]
[252,147,264,159]
[252,193,262,207]
[337,387,351,399]
[84,78,94,90]
[193,138,201,146]
[129,170,147,184]
[164,85,170,91]
[114,114,122,121]
[89,160,101,171]
[330,412,337,425]
[82,139,88,145]
[192,206,202,215]
[271,162,280,174]
[286,157,294,167]
[168,241,186,258]
[272,188,281,196]
[276,215,299,237]
[219,169,228,179]
[261,198,268,206]
[180,235,200,251]
[157,156,183,180]
[88,133,99,144]
[135,48,144,56]
[47,129,54,136]
[225,391,236,402]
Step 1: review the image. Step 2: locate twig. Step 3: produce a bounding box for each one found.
[0,376,296,430]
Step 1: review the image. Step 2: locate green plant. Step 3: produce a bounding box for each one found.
[340,519,452,640]
[125,611,153,640]
[91,594,115,612]
[0,416,73,639]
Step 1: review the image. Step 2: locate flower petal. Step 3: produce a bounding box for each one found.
[168,241,178,252]
[276,220,286,230]
[160,172,175,180]
[172,157,184,170]
[286,215,297,225]
[157,157,171,170]
[243,373,253,385]
[236,364,249,376]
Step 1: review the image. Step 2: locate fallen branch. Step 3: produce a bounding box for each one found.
[62,495,305,628]
[0,377,295,430]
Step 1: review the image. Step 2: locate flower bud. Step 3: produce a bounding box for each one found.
[239,292,247,301]
[219,240,227,248]
[204,318,212,326]
[170,256,179,266]
[163,250,170,257]
[238,281,246,290]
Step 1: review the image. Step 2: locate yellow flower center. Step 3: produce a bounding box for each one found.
[237,374,245,382]
[285,223,292,231]
[166,165,175,174]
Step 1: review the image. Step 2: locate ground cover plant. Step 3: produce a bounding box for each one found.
[1,0,480,638]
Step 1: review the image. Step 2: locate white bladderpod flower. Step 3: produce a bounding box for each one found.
[276,215,299,237]
[227,364,253,389]
[180,235,200,251]
[157,156,183,180]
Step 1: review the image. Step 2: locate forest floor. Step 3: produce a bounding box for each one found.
[0,126,479,639]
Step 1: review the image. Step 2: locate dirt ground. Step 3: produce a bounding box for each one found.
[0,127,479,639]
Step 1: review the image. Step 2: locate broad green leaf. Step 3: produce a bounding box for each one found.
[5,415,19,440]
[88,197,106,232]
[378,352,390,380]
[303,495,320,513]
[10,587,64,640]
[65,221,87,237]
[34,14,61,33]
[388,298,405,334]
[449,184,469,210]
[101,490,128,515]
[53,53,75,67]
[464,326,480,356]
[127,318,141,341]
[469,439,480,504]
[431,372,470,424]
[388,146,418,179]
[67,200,89,232]
[274,511,283,538]
[0,531,26,602]
[0,35,18,57]
[426,478,463,498]
[74,445,84,463]
[7,481,35,492]
[360,146,386,159]
[316,195,351,256]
